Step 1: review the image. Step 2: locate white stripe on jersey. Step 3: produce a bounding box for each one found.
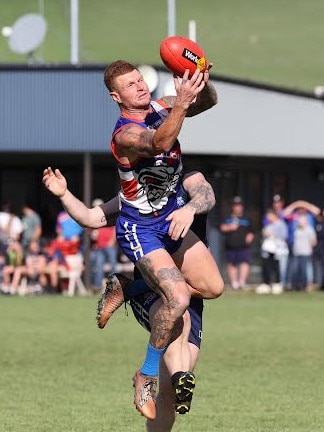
[123,220,144,260]
[118,168,135,181]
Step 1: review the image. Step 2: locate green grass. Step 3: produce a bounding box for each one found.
[1,291,324,431]
[0,0,324,90]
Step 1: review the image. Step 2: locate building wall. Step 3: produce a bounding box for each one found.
[0,66,118,152]
[1,65,323,157]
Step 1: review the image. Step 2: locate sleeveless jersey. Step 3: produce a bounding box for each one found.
[111,100,183,217]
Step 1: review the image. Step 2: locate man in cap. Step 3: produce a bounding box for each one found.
[220,196,254,289]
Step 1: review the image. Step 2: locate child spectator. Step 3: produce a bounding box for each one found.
[290,215,317,291]
[256,208,288,294]
[262,194,289,286]
[283,199,320,290]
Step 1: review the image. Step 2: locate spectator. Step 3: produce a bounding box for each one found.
[220,196,254,289]
[41,239,62,293]
[0,240,24,294]
[49,233,80,256]
[283,199,320,290]
[56,210,84,241]
[263,194,289,285]
[256,208,288,294]
[0,201,23,245]
[0,242,7,287]
[313,209,324,290]
[47,233,86,296]
[21,201,42,252]
[90,198,118,293]
[12,240,47,295]
[290,215,317,291]
[271,194,286,219]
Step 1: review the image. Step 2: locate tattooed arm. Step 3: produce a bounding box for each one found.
[186,81,217,117]
[42,166,119,228]
[182,171,216,214]
[166,171,216,240]
[43,166,214,234]
[115,69,206,159]
[160,65,218,118]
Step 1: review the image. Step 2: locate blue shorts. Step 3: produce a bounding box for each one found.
[226,247,251,265]
[130,293,203,349]
[116,203,184,263]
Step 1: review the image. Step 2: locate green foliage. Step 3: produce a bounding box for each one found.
[0,0,323,90]
[1,292,324,431]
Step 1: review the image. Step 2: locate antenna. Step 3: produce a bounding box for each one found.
[8,13,47,63]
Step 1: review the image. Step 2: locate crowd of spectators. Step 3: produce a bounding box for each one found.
[220,194,324,294]
[0,200,121,296]
[1,194,324,296]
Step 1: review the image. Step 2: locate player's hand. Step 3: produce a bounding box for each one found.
[173,68,205,109]
[42,167,67,198]
[166,205,195,241]
[203,62,213,83]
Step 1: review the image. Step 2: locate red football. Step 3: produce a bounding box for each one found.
[160,36,207,78]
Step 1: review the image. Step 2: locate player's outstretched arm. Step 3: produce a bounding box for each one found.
[160,65,217,118]
[116,69,205,158]
[166,171,215,240]
[42,167,118,228]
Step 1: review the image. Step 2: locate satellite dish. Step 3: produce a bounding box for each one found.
[137,65,159,93]
[8,13,47,56]
[1,26,13,37]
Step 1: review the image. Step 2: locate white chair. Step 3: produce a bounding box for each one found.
[60,253,88,297]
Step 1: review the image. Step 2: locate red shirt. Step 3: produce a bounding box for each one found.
[93,227,116,249]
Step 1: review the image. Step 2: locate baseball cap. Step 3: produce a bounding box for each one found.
[92,198,104,207]
[272,194,283,202]
[232,196,243,205]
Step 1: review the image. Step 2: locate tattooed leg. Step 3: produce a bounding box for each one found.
[132,249,191,420]
[137,253,190,349]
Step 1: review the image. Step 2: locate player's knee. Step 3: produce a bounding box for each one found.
[171,309,190,342]
[170,287,190,319]
[205,276,225,299]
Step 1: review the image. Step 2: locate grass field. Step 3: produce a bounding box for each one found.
[0,0,324,90]
[1,291,324,432]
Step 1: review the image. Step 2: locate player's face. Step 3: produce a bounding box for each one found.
[111,69,151,109]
